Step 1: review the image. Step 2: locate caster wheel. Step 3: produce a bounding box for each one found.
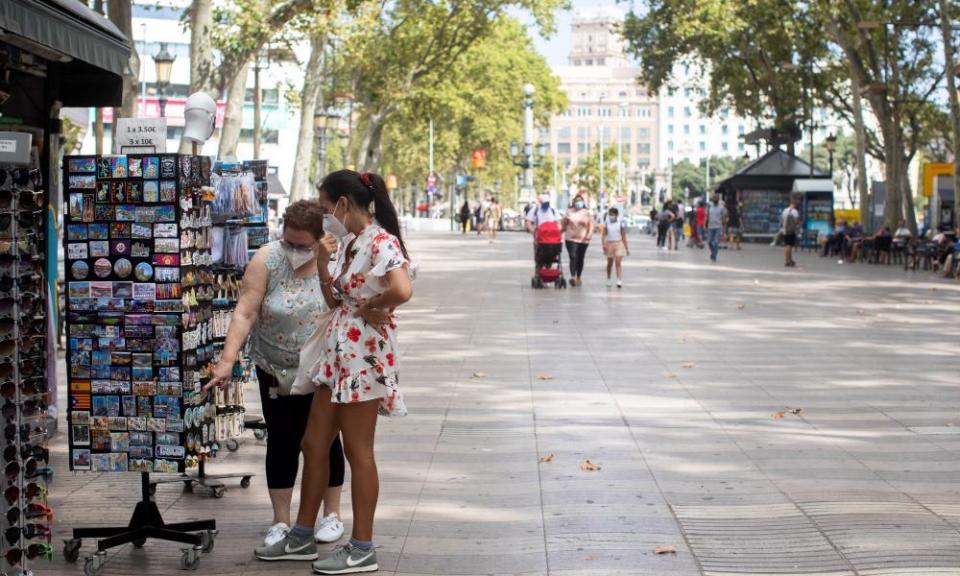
[240,476,251,489]
[83,552,106,576]
[211,486,226,499]
[63,539,82,563]
[200,530,217,553]
[530,277,535,288]
[180,547,202,571]
[183,480,194,492]
[253,429,266,441]
[132,538,146,548]
[149,484,157,496]
[225,439,239,452]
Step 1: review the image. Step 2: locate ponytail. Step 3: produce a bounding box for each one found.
[365,173,409,259]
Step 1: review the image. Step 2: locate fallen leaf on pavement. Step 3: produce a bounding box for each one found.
[655,545,677,555]
[772,407,803,419]
[471,372,487,379]
[537,374,554,381]
[539,454,554,463]
[737,303,746,310]
[580,459,601,471]
[682,362,696,369]
[664,372,677,379]
[754,279,761,285]
[585,554,595,561]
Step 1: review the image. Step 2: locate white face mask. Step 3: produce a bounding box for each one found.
[323,199,349,239]
[283,246,315,270]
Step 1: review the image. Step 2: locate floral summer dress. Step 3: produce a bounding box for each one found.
[312,224,408,416]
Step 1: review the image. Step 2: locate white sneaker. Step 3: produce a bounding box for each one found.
[264,522,290,547]
[616,280,622,288]
[314,513,344,543]
[606,279,613,288]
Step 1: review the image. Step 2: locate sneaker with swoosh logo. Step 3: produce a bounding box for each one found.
[312,543,378,574]
[254,532,318,561]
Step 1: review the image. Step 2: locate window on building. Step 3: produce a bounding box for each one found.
[667,125,674,135]
[638,127,651,139]
[585,59,593,66]
[738,142,745,151]
[240,129,279,144]
[699,141,706,152]
[622,143,631,154]
[684,106,692,118]
[668,141,674,152]
[683,125,690,135]
[637,143,651,154]
[668,106,675,118]
[620,127,631,139]
[721,142,729,152]
[638,158,651,168]
[166,126,183,141]
[577,143,590,154]
[618,91,628,98]
[668,87,676,97]
[721,125,729,135]
[245,88,280,105]
[557,142,571,154]
[699,125,706,135]
[577,127,591,139]
[557,127,572,138]
[684,88,692,97]
[738,125,746,135]
[598,58,605,65]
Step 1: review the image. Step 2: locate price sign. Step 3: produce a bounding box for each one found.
[114,118,168,154]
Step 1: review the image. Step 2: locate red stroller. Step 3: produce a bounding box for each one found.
[531,216,567,289]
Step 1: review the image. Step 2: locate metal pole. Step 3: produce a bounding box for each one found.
[617,104,624,201]
[428,118,434,178]
[599,95,605,212]
[523,84,535,196]
[253,55,262,160]
[140,24,147,117]
[705,155,710,199]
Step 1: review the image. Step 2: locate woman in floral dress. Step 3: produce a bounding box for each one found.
[254,169,412,575]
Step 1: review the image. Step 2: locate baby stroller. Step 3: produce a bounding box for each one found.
[531,216,567,289]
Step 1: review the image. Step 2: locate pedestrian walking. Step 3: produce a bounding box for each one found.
[485,197,502,242]
[675,200,686,244]
[473,202,484,236]
[694,201,707,248]
[459,200,470,235]
[255,170,412,575]
[561,194,594,286]
[666,201,679,251]
[707,195,728,262]
[781,194,801,267]
[602,206,630,288]
[728,202,743,250]
[205,200,345,549]
[656,202,674,249]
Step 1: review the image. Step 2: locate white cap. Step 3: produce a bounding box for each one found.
[182,92,217,145]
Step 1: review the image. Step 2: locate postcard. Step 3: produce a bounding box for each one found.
[72,449,91,471]
[128,181,143,202]
[112,282,133,299]
[154,238,179,253]
[129,431,153,446]
[153,223,178,238]
[165,417,184,432]
[154,459,179,473]
[68,174,96,190]
[110,452,130,472]
[160,180,177,202]
[132,381,157,396]
[128,417,147,431]
[67,224,88,241]
[107,417,128,430]
[131,366,153,381]
[92,395,120,417]
[88,240,109,258]
[147,418,167,433]
[66,243,87,260]
[71,425,90,446]
[128,458,153,473]
[156,445,184,459]
[131,223,152,239]
[133,283,155,300]
[129,446,154,459]
[88,223,109,239]
[91,454,111,472]
[111,223,132,239]
[156,432,179,446]
[110,432,130,452]
[93,204,114,221]
[90,429,111,451]
[128,157,143,178]
[71,411,91,425]
[110,156,128,179]
[143,181,159,203]
[109,180,126,203]
[68,157,96,173]
[90,416,109,430]
[131,241,151,258]
[143,157,159,179]
[68,193,83,219]
[160,155,176,178]
[96,181,109,203]
[115,205,136,222]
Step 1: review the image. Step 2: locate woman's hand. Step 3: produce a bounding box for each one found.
[356,302,392,326]
[316,234,338,273]
[202,359,233,392]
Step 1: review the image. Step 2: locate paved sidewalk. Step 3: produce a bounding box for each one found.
[45,231,960,576]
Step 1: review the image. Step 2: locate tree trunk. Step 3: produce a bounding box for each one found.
[356,106,393,172]
[188,0,219,97]
[849,67,870,228]
[290,34,327,202]
[217,58,252,159]
[940,0,960,218]
[107,0,139,123]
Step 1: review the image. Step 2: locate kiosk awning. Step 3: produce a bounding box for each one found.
[0,0,132,106]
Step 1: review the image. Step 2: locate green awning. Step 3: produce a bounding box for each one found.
[0,0,132,106]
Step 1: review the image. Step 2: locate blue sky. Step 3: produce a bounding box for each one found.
[522,0,630,65]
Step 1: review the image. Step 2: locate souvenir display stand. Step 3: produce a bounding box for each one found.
[0,136,56,576]
[60,153,217,574]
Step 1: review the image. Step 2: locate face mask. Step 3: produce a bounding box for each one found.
[283,245,315,270]
[541,202,550,210]
[323,199,349,239]
[574,201,585,209]
[609,214,617,222]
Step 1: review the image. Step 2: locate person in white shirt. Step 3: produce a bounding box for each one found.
[601,207,630,288]
[781,195,801,267]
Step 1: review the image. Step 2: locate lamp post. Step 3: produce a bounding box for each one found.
[511,83,539,205]
[824,133,837,175]
[152,43,175,118]
[599,94,605,212]
[617,103,626,203]
[252,47,271,160]
[314,107,340,179]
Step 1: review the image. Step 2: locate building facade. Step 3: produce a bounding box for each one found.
[547,8,659,206]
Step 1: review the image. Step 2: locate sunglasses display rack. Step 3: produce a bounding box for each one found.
[0,162,53,576]
[61,154,216,575]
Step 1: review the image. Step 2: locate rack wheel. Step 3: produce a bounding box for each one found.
[149,484,157,496]
[253,429,267,441]
[211,486,226,499]
[240,476,252,489]
[200,530,217,553]
[183,480,194,492]
[63,539,82,563]
[83,552,106,576]
[180,547,202,571]
[132,538,146,548]
[530,277,536,288]
[226,439,239,452]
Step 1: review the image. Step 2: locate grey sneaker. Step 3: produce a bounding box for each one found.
[254,532,318,561]
[312,544,378,574]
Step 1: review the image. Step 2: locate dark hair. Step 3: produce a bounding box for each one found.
[283,199,325,238]
[571,194,585,207]
[608,207,619,216]
[319,169,408,258]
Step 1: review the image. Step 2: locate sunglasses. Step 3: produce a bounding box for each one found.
[0,273,42,296]
[0,169,42,190]
[4,523,51,546]
[0,363,42,381]
[0,189,43,211]
[0,298,43,320]
[4,458,41,480]
[0,327,46,350]
[3,424,45,443]
[2,483,45,506]
[0,379,47,400]
[0,237,40,259]
[3,445,47,465]
[2,401,47,423]
[0,212,42,238]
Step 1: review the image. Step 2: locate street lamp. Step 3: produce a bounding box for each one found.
[510,83,538,204]
[152,43,175,118]
[824,133,837,175]
[598,94,605,212]
[314,107,340,178]
[617,102,626,202]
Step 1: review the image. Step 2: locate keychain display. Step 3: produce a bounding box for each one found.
[0,158,54,576]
